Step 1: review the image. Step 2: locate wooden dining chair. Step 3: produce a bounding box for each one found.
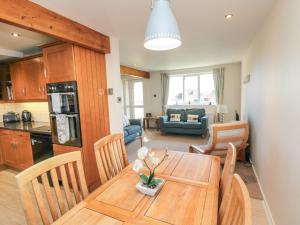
[94,133,129,184]
[189,121,249,161]
[218,174,252,225]
[220,143,237,203]
[16,151,89,225]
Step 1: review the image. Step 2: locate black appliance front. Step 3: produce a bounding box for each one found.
[31,133,53,163]
[50,113,82,147]
[47,81,79,114]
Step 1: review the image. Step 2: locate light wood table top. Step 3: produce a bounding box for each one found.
[52,150,220,225]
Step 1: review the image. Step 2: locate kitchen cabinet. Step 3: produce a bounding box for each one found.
[43,43,76,83]
[43,43,110,191]
[53,144,82,155]
[10,56,47,101]
[0,130,33,170]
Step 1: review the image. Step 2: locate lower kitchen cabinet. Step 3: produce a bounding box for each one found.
[0,130,33,170]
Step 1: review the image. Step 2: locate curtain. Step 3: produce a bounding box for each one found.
[161,73,169,115]
[213,68,225,105]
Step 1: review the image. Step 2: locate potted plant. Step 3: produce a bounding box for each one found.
[133,147,168,196]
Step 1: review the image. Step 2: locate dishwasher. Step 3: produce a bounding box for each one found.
[31,133,53,164]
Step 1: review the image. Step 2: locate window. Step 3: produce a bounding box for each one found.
[123,79,144,119]
[167,72,216,106]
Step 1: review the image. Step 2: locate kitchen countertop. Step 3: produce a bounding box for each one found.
[0,122,51,135]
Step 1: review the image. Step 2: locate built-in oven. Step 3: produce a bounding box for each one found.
[49,113,82,147]
[47,81,82,147]
[47,81,79,114]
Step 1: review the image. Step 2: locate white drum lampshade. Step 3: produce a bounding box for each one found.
[144,0,181,51]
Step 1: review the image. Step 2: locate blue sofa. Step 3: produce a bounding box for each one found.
[160,108,208,136]
[124,119,143,144]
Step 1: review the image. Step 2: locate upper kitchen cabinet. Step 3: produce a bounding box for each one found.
[43,43,76,83]
[10,56,47,101]
[0,64,12,101]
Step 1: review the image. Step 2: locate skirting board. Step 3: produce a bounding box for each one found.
[251,162,276,225]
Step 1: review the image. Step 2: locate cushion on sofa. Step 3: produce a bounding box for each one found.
[166,109,185,122]
[163,122,183,128]
[182,122,202,129]
[185,108,205,121]
[124,125,141,135]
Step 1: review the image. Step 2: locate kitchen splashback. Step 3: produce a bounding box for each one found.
[0,102,49,122]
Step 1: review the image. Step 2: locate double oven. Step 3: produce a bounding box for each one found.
[47,81,82,147]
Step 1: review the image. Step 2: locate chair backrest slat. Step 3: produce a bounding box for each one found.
[94,133,129,184]
[218,174,252,225]
[50,168,66,215]
[220,143,237,201]
[40,172,59,220]
[16,151,89,225]
[59,165,74,209]
[31,178,50,225]
[67,162,81,203]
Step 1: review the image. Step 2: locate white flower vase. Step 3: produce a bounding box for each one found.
[136,179,165,196]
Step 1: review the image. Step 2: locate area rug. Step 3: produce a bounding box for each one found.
[125,130,263,200]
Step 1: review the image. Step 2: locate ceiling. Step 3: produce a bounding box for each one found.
[0,22,55,62]
[32,0,274,71]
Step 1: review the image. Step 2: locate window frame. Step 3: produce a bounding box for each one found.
[122,79,144,119]
[167,71,216,107]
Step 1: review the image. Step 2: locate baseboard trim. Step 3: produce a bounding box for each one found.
[251,161,276,225]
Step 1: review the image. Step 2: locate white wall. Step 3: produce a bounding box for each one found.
[143,62,242,123]
[241,0,300,224]
[105,37,124,133]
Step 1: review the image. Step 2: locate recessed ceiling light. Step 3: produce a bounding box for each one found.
[225,14,234,19]
[11,32,21,37]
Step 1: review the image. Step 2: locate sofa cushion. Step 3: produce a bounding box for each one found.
[182,122,202,129]
[124,125,141,135]
[163,122,183,128]
[185,108,205,121]
[166,109,185,122]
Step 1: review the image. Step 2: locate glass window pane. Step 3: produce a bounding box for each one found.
[200,74,216,105]
[168,76,183,105]
[134,81,143,106]
[123,80,130,106]
[184,76,199,105]
[134,108,144,119]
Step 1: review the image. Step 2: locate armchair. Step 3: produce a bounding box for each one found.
[189,121,249,161]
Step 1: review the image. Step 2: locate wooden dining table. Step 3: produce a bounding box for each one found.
[53,149,220,225]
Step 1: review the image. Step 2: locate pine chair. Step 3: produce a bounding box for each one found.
[16,151,89,225]
[218,174,252,225]
[94,133,129,184]
[189,121,249,161]
[220,143,237,203]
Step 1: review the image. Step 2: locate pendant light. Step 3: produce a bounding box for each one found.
[144,0,181,51]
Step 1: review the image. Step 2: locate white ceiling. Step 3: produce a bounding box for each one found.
[0,22,54,61]
[32,0,274,71]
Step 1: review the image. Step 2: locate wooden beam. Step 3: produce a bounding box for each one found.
[0,0,110,54]
[120,65,150,79]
